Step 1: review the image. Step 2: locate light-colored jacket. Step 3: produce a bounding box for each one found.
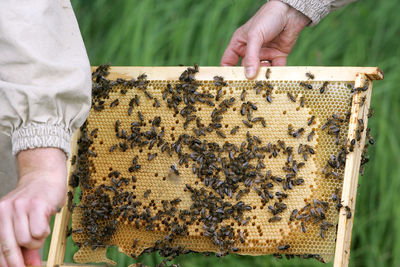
[0,0,91,196]
[280,0,356,26]
[0,0,355,197]
[0,0,91,158]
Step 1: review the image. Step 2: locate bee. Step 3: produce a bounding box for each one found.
[71,228,83,234]
[368,108,374,118]
[215,89,223,101]
[240,89,246,101]
[277,244,290,250]
[288,125,294,136]
[287,92,296,102]
[143,189,151,198]
[148,153,157,161]
[306,72,315,80]
[299,96,305,107]
[144,90,153,99]
[301,222,306,233]
[360,96,367,106]
[241,217,250,226]
[93,104,104,111]
[230,126,240,135]
[345,206,352,219]
[67,191,74,212]
[325,171,340,179]
[216,130,226,138]
[320,228,325,239]
[332,113,344,122]
[170,198,181,205]
[307,115,315,126]
[213,76,226,87]
[90,128,98,137]
[110,99,119,108]
[109,144,118,152]
[306,145,315,154]
[368,136,375,145]
[298,144,304,154]
[295,178,304,185]
[349,139,356,152]
[242,120,253,128]
[331,188,340,202]
[292,128,304,138]
[248,101,257,110]
[115,120,120,132]
[265,68,271,79]
[152,116,161,127]
[137,111,144,122]
[300,82,312,90]
[154,98,160,107]
[313,255,325,263]
[269,216,281,222]
[170,164,180,176]
[319,81,329,94]
[240,103,247,116]
[71,155,77,165]
[307,130,315,142]
[238,230,245,243]
[129,97,135,107]
[87,150,97,157]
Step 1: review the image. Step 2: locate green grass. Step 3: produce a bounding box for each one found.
[43,0,400,266]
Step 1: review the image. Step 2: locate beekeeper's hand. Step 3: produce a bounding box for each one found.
[221,0,310,78]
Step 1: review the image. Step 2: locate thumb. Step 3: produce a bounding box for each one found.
[244,33,263,79]
[22,248,42,266]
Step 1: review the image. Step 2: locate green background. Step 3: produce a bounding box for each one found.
[44,0,400,266]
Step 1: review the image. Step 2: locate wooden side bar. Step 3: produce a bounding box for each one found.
[334,74,373,267]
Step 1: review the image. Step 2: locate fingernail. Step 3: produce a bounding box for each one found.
[245,66,255,78]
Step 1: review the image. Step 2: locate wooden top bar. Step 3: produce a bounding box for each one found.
[98,66,383,82]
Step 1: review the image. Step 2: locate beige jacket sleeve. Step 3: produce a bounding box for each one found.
[279,0,357,26]
[0,0,91,157]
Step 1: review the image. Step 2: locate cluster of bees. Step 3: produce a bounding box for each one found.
[68,64,374,266]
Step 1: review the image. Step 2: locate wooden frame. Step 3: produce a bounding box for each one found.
[333,74,373,267]
[45,66,383,267]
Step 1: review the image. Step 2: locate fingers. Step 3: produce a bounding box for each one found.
[243,32,263,79]
[22,248,41,266]
[220,30,245,67]
[0,249,8,267]
[259,47,288,66]
[28,203,51,241]
[260,61,272,67]
[220,47,240,67]
[271,56,287,66]
[0,204,25,267]
[12,204,43,250]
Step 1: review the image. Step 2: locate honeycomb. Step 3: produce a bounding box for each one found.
[70,66,358,265]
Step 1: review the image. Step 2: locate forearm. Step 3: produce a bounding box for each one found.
[17,148,67,187]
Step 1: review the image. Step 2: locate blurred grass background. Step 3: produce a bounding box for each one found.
[43,0,400,266]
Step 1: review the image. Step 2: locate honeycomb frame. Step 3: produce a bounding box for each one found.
[46,66,383,267]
